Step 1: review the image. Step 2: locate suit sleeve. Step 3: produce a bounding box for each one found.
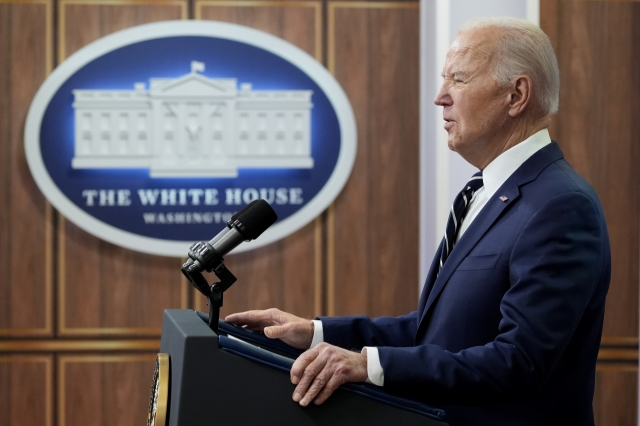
[376,191,610,405]
[318,312,418,350]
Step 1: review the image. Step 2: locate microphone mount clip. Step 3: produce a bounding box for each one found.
[181,241,237,333]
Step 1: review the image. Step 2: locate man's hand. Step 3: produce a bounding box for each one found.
[290,343,368,406]
[224,308,314,350]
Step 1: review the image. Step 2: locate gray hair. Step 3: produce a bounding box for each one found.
[460,17,560,115]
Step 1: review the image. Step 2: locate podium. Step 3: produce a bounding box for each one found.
[153,309,448,426]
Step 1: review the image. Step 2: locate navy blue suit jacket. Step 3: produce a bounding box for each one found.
[320,142,611,425]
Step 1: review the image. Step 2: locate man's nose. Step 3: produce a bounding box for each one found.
[434,85,449,106]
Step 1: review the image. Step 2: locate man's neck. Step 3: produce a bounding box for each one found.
[475,114,551,170]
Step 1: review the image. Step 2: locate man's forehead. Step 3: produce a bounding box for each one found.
[445,30,497,68]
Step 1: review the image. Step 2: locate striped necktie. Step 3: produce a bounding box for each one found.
[439,171,484,271]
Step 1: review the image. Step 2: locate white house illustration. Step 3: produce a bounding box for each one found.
[71,61,314,177]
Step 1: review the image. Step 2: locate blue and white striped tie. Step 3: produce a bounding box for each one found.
[439,171,484,271]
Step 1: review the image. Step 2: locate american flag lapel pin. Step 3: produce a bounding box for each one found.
[499,195,508,202]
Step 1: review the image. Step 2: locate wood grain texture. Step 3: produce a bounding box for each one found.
[0,339,159,351]
[193,1,322,319]
[594,365,638,426]
[59,0,187,60]
[59,355,156,426]
[541,1,639,424]
[0,1,53,335]
[58,1,188,336]
[61,219,186,334]
[328,3,419,316]
[196,1,321,61]
[0,356,52,426]
[0,1,633,425]
[541,0,640,339]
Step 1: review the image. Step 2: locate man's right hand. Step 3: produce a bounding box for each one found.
[225,308,315,350]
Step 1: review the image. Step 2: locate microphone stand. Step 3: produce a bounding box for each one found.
[181,241,237,334]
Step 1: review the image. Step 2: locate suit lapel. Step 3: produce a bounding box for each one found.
[418,240,443,320]
[418,184,519,325]
[417,142,565,328]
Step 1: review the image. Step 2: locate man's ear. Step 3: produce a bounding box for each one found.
[508,75,533,117]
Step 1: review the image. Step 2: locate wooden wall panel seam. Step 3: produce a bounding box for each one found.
[601,336,639,347]
[0,340,160,351]
[194,0,323,61]
[43,2,54,337]
[58,0,188,62]
[327,204,335,315]
[314,216,323,316]
[60,327,163,334]
[0,0,54,337]
[58,214,66,335]
[596,364,638,372]
[59,354,157,362]
[0,0,49,3]
[0,355,53,426]
[329,1,420,8]
[597,348,639,362]
[45,203,53,333]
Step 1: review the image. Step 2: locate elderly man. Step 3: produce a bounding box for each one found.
[227,17,610,425]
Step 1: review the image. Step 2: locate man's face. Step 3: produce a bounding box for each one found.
[434,29,511,167]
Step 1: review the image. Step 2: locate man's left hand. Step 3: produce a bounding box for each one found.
[290,342,368,406]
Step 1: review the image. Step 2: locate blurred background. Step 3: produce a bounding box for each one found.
[0,0,637,425]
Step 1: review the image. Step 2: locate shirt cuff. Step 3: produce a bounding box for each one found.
[310,320,323,349]
[361,347,384,386]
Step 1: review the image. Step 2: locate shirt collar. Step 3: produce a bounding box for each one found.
[481,128,552,201]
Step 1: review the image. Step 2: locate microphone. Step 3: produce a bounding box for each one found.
[180,199,278,333]
[208,199,278,259]
[183,199,278,274]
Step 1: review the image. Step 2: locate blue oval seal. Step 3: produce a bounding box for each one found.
[25,20,357,256]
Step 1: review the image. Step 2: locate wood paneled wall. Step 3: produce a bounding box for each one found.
[0,1,636,425]
[327,3,419,317]
[193,1,324,319]
[58,1,188,338]
[0,0,52,337]
[0,1,420,425]
[541,0,640,423]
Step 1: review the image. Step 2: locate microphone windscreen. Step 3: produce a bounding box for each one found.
[229,199,259,224]
[231,199,278,240]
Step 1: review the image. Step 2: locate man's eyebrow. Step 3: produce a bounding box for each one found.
[441,70,468,79]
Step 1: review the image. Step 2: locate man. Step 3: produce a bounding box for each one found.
[226,17,610,425]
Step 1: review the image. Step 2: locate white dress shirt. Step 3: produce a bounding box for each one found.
[313,129,552,386]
